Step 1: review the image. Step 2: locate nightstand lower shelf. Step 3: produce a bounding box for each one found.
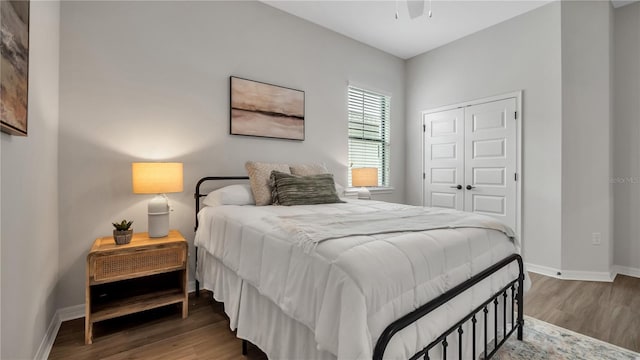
[91,289,185,323]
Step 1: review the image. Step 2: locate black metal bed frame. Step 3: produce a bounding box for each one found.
[194,176,524,360]
[193,176,249,295]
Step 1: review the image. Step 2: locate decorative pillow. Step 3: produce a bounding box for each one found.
[246,161,291,206]
[203,184,255,207]
[289,163,328,176]
[290,163,344,196]
[270,171,344,206]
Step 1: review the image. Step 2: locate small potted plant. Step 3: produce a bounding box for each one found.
[112,220,134,245]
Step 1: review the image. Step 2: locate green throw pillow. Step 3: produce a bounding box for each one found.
[270,171,345,206]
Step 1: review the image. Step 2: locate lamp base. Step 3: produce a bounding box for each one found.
[357,187,372,200]
[148,194,170,238]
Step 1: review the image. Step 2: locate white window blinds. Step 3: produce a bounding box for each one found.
[348,86,391,187]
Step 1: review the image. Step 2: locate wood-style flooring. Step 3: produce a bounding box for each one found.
[524,272,640,352]
[49,293,266,360]
[49,273,640,359]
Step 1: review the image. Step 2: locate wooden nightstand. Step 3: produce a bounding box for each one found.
[85,230,188,344]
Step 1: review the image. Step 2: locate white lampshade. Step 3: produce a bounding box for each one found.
[352,167,379,187]
[132,162,183,194]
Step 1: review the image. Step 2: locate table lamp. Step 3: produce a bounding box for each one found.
[132,162,183,238]
[352,167,378,199]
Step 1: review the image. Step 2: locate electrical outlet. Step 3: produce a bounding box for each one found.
[592,232,602,246]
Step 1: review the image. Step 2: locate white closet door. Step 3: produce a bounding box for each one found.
[464,98,517,230]
[423,108,465,210]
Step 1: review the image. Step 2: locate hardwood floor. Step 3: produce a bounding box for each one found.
[524,272,640,353]
[49,292,266,360]
[49,273,640,359]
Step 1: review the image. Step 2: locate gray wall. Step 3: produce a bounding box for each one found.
[0,1,60,358]
[560,0,614,274]
[405,2,563,270]
[613,1,640,272]
[57,1,405,308]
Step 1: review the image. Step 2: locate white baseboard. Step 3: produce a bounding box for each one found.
[34,311,62,360]
[560,270,616,282]
[525,262,563,279]
[613,265,640,278]
[34,303,85,360]
[58,304,85,322]
[34,280,197,360]
[525,263,617,282]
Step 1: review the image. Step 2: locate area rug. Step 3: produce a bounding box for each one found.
[494,316,639,360]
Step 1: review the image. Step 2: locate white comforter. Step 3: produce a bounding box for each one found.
[195,199,522,359]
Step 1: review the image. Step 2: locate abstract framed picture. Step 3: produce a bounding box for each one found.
[0,0,30,136]
[230,76,305,141]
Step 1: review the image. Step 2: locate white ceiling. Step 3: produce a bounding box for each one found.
[262,0,634,59]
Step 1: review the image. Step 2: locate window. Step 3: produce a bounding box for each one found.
[348,86,391,187]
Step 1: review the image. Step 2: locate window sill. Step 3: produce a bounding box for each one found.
[345,187,395,195]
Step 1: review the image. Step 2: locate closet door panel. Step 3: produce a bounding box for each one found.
[423,108,465,210]
[464,98,517,230]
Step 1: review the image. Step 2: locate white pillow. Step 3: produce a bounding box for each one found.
[334,182,345,196]
[203,184,255,207]
[289,163,328,176]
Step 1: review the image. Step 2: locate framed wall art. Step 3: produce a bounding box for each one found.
[230,76,305,141]
[0,0,30,136]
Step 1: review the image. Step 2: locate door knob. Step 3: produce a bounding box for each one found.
[450,185,462,190]
[466,185,476,190]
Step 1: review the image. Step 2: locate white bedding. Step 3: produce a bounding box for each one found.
[198,250,336,359]
[195,199,524,359]
[270,207,517,252]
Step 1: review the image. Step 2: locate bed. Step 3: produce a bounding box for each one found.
[193,176,526,360]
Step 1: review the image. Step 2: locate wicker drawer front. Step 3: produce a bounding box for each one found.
[94,247,184,282]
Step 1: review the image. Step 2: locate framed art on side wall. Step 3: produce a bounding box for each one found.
[230,76,305,141]
[0,0,30,136]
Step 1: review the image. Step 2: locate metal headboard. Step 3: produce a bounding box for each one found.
[193,176,249,295]
[194,176,250,231]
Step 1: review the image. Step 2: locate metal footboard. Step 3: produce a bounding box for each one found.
[373,253,524,360]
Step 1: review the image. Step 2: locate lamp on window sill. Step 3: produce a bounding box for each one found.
[132,162,183,238]
[352,167,378,200]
